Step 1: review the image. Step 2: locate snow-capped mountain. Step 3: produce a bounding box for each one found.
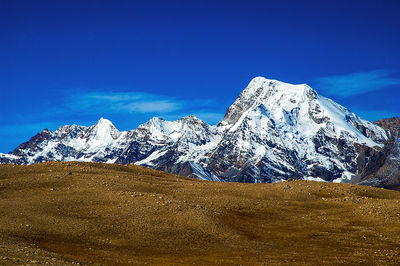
[208,77,387,183]
[1,77,392,184]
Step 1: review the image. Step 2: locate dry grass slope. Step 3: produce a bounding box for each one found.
[0,162,399,265]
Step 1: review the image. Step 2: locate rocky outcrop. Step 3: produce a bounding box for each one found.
[356,117,400,189]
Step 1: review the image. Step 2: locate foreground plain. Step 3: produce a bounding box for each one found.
[0,162,399,265]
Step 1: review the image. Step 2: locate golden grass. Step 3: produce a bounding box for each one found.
[0,162,399,265]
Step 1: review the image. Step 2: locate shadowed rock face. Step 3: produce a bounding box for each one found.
[357,117,400,190]
[375,117,400,135]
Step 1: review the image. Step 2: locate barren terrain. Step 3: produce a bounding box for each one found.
[0,162,399,265]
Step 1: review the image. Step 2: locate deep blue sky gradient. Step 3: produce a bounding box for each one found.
[1,0,400,152]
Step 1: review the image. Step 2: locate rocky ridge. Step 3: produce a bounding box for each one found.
[356,117,400,189]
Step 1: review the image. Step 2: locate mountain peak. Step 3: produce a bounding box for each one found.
[180,115,203,123]
[245,76,314,97]
[247,76,283,88]
[95,117,114,126]
[89,117,120,141]
[93,117,119,132]
[223,77,317,125]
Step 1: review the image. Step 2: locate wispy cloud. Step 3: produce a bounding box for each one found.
[315,69,400,97]
[48,90,225,125]
[66,91,185,114]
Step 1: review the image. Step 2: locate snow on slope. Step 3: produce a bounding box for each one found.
[0,153,19,163]
[222,77,385,145]
[205,77,386,182]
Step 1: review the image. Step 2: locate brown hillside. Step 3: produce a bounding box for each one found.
[0,162,399,265]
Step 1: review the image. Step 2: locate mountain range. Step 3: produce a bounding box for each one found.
[1,77,399,188]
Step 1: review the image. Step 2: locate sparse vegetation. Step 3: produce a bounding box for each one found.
[0,162,399,265]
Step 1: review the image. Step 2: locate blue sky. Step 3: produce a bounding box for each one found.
[1,0,400,153]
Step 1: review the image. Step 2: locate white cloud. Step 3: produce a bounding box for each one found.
[54,90,226,125]
[315,69,400,97]
[66,91,185,114]
[120,100,183,113]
